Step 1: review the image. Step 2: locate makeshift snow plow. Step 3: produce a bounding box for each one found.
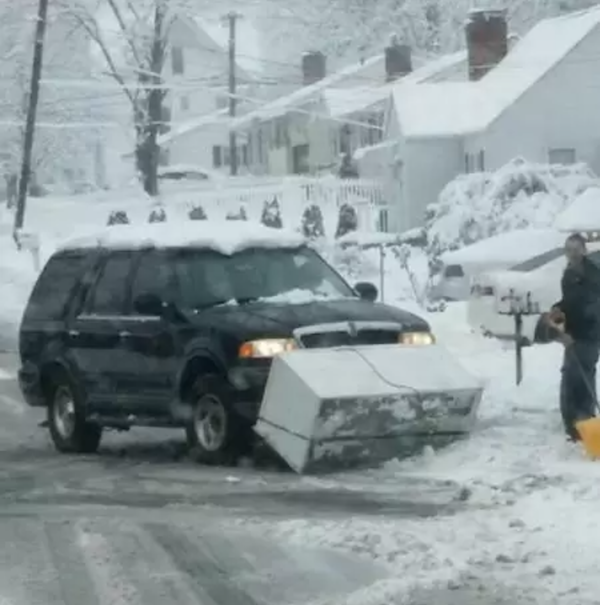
[254,343,484,473]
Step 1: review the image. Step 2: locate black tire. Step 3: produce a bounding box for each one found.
[46,371,102,454]
[184,374,249,466]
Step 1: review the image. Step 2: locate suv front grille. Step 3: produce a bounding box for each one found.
[295,322,401,349]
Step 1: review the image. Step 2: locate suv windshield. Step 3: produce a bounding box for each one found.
[171,246,355,309]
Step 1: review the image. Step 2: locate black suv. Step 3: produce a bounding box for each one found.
[18,223,434,464]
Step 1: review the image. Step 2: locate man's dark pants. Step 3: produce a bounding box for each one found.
[560,340,600,438]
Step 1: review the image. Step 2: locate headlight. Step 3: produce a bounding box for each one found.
[238,338,297,358]
[399,331,436,345]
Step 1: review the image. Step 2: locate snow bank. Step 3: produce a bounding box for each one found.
[426,159,597,260]
[59,221,306,255]
[554,185,600,232]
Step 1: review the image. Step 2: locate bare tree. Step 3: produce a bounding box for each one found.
[61,0,193,196]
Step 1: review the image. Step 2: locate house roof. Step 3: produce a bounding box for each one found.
[391,6,600,138]
[158,108,229,146]
[229,49,468,131]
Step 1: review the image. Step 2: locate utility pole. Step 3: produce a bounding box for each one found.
[14,0,49,239]
[225,11,241,176]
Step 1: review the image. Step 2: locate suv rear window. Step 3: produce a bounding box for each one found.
[23,250,91,322]
[443,264,464,278]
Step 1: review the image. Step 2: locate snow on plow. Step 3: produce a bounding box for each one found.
[254,344,484,474]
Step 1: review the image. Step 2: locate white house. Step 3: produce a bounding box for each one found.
[225,45,416,176]
[156,15,261,172]
[379,6,600,232]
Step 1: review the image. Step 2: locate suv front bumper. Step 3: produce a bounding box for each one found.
[18,364,45,408]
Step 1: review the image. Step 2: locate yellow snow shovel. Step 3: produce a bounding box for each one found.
[547,314,600,458]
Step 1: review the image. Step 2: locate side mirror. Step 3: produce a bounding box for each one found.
[355,281,378,302]
[133,292,164,316]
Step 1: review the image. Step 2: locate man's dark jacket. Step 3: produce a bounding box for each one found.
[535,256,600,343]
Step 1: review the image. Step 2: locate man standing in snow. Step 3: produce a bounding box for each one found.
[546,232,600,441]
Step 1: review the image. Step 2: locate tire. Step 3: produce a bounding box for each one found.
[46,371,102,454]
[185,374,249,466]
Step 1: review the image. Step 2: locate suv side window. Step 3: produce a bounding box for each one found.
[129,250,176,313]
[23,250,91,322]
[85,252,132,316]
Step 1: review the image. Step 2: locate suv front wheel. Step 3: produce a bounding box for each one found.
[47,373,102,454]
[185,375,248,465]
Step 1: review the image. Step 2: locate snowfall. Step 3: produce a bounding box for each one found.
[3,160,600,604]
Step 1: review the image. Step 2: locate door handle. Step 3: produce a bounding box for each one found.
[68,329,79,337]
[119,330,132,339]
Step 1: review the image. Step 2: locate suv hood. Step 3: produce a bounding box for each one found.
[193,298,430,340]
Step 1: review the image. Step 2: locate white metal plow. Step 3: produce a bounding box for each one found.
[254,344,484,474]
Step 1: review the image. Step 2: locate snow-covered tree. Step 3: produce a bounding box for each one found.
[335,203,358,238]
[301,204,325,238]
[188,204,207,220]
[0,0,101,190]
[226,205,248,220]
[148,206,167,222]
[261,197,283,228]
[60,0,199,197]
[107,209,130,224]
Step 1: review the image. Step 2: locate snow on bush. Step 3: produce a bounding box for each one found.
[148,206,167,223]
[335,203,358,238]
[261,197,283,228]
[188,205,207,220]
[107,210,130,225]
[301,204,325,239]
[425,158,598,263]
[226,206,248,221]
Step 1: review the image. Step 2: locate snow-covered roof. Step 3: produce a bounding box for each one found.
[59,222,306,255]
[441,228,565,267]
[323,86,390,117]
[391,6,600,138]
[554,186,600,231]
[230,49,467,131]
[158,108,229,145]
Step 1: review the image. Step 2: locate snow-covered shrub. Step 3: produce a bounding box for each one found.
[226,206,248,221]
[188,205,207,220]
[107,210,130,225]
[261,197,282,228]
[425,158,598,261]
[148,207,167,223]
[301,204,325,238]
[335,203,358,238]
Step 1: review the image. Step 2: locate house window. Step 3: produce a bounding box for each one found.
[292,144,310,174]
[464,153,471,174]
[180,95,189,111]
[212,146,222,168]
[171,46,184,75]
[478,149,485,171]
[549,148,576,165]
[242,144,248,166]
[223,146,230,166]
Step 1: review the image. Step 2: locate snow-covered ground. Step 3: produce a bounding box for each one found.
[233,304,600,602]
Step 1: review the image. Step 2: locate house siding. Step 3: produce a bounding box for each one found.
[480,24,600,172]
[403,137,465,230]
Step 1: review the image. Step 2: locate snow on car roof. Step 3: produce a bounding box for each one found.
[58,221,306,255]
[441,228,565,268]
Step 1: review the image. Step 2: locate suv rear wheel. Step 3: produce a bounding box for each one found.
[185,375,248,465]
[47,373,102,454]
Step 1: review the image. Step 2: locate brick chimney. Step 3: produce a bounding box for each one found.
[302,51,326,86]
[466,9,508,81]
[385,35,412,82]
